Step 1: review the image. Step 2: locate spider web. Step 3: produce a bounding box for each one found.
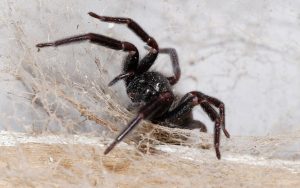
[1,0,300,187]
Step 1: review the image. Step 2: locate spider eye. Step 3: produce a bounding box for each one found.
[144,87,155,98]
[145,88,153,95]
[155,83,160,91]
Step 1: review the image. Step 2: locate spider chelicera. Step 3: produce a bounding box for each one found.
[36,12,230,159]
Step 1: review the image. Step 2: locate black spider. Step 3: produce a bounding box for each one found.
[36,12,230,159]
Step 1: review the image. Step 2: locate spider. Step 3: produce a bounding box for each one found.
[36,12,230,159]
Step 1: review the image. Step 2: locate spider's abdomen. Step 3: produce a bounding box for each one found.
[126,72,172,103]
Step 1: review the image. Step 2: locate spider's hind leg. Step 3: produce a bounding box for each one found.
[156,108,207,132]
[183,112,207,132]
[155,91,230,159]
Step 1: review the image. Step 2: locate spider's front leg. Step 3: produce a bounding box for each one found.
[88,12,159,73]
[156,91,230,159]
[104,92,174,154]
[159,48,181,85]
[143,47,181,85]
[36,33,140,85]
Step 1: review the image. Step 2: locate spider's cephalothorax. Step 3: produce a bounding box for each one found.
[36,12,230,159]
[127,72,172,103]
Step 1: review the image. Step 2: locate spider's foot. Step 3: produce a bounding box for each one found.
[215,146,221,160]
[223,128,230,138]
[221,123,230,138]
[88,12,102,20]
[108,77,119,87]
[104,140,118,155]
[108,72,134,87]
[36,42,54,48]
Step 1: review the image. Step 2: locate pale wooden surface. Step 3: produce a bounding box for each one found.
[0,132,299,188]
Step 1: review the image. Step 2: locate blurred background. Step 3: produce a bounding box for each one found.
[1,0,300,136]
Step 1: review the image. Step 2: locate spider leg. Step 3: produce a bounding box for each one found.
[194,92,230,138]
[36,33,139,85]
[88,12,159,73]
[200,101,223,159]
[36,33,135,52]
[155,91,229,159]
[108,72,134,86]
[88,12,158,50]
[159,48,181,85]
[186,119,207,132]
[191,91,230,159]
[104,113,143,154]
[104,92,174,155]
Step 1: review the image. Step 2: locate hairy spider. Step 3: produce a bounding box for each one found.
[36,12,230,159]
